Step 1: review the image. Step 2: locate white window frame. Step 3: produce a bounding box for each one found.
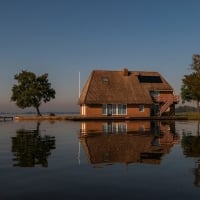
[118,104,127,115]
[102,104,127,115]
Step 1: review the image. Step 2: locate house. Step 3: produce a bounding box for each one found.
[78,68,179,117]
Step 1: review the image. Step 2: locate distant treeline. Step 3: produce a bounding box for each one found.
[176,105,197,113]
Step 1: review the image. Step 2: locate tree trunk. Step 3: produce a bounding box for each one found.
[197,101,200,113]
[197,121,200,136]
[36,106,42,116]
[36,122,41,133]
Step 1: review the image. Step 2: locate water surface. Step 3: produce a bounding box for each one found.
[0,120,200,200]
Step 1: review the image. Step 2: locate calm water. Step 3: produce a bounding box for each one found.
[0,119,200,200]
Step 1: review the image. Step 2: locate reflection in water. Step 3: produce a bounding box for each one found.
[11,123,56,167]
[182,135,200,157]
[79,121,179,166]
[182,129,200,187]
[194,160,200,187]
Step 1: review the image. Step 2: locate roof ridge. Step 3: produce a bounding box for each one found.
[91,69,160,73]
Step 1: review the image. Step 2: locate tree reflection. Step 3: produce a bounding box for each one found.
[194,159,200,187]
[182,135,200,157]
[182,126,200,187]
[11,122,55,167]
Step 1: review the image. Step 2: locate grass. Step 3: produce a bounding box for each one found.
[14,115,77,121]
[180,112,200,120]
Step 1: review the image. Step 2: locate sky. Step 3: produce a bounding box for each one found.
[0,0,200,113]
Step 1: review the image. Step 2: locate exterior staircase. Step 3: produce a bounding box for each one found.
[159,98,174,115]
[152,94,179,116]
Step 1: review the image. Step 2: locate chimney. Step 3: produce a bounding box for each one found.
[122,68,129,76]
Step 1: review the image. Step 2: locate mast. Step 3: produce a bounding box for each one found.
[79,71,80,98]
[78,71,81,164]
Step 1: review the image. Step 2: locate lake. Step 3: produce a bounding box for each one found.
[0,119,200,200]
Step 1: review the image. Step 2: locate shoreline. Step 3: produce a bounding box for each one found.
[14,115,189,121]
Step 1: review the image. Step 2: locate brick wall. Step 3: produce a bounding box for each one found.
[80,104,151,117]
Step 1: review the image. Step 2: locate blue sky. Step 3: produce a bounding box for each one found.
[0,0,200,113]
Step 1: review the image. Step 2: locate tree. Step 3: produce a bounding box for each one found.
[11,70,56,116]
[181,55,200,112]
[191,54,200,73]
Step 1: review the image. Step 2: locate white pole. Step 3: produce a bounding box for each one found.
[78,71,81,164]
[78,140,81,165]
[79,71,80,98]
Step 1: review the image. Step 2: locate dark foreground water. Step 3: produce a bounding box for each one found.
[0,120,200,200]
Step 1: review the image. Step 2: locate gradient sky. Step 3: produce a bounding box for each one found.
[0,0,200,113]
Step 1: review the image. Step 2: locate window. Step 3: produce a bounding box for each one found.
[118,104,127,115]
[102,77,109,84]
[112,104,117,115]
[150,90,160,97]
[102,104,107,115]
[102,104,127,115]
[139,105,144,112]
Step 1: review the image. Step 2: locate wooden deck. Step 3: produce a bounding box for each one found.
[69,116,188,121]
[0,116,14,121]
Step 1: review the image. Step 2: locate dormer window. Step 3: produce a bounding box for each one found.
[150,90,160,97]
[102,77,109,84]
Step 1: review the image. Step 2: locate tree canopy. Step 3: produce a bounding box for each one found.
[11,70,56,115]
[191,54,200,72]
[181,55,200,112]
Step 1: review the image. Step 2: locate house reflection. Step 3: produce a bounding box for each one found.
[79,121,179,166]
[11,123,56,167]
